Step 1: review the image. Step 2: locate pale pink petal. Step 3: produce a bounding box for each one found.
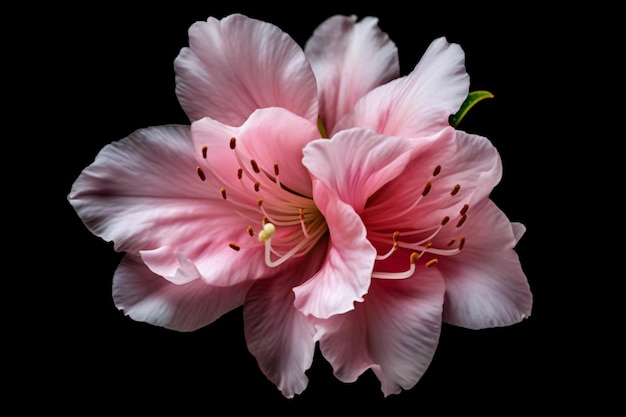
[334,37,469,137]
[292,179,376,318]
[193,108,320,199]
[440,198,532,329]
[68,125,210,252]
[68,124,270,287]
[113,254,252,332]
[233,108,320,197]
[304,15,399,134]
[302,128,412,212]
[316,268,445,397]
[174,13,318,125]
[511,222,527,243]
[243,238,327,398]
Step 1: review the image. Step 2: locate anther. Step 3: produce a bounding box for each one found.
[459,236,466,250]
[254,181,260,192]
[229,137,237,150]
[274,164,280,176]
[393,231,400,242]
[196,166,206,182]
[220,187,227,199]
[432,165,442,176]
[425,259,439,267]
[250,160,260,173]
[257,198,264,207]
[446,238,456,247]
[460,204,469,215]
[237,168,243,180]
[247,226,254,237]
[299,208,310,238]
[422,181,432,196]
[410,252,420,264]
[441,216,450,225]
[202,146,208,159]
[456,215,467,228]
[451,184,461,196]
[229,242,241,251]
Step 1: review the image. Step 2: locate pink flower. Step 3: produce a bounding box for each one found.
[68,13,532,398]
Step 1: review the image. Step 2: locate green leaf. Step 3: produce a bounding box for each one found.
[449,90,494,127]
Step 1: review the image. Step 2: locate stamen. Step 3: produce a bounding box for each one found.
[202,146,208,159]
[274,163,282,188]
[237,168,243,180]
[451,184,461,196]
[220,187,227,199]
[257,198,264,207]
[229,137,237,150]
[299,208,310,238]
[446,238,456,247]
[229,242,241,251]
[250,160,260,173]
[432,165,442,176]
[458,236,466,250]
[460,204,469,215]
[376,241,399,260]
[441,216,450,225]
[247,226,254,237]
[196,166,206,182]
[254,181,260,192]
[425,258,439,267]
[371,251,419,279]
[456,215,467,228]
[375,231,401,260]
[422,181,432,196]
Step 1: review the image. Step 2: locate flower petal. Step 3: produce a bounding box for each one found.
[68,125,207,252]
[113,254,252,332]
[362,127,501,231]
[68,124,269,287]
[174,13,318,125]
[440,198,533,329]
[304,15,399,134]
[303,128,413,212]
[316,268,445,397]
[335,37,469,137]
[243,238,327,398]
[234,108,321,197]
[292,180,375,319]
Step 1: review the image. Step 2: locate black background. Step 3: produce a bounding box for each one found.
[19,2,610,414]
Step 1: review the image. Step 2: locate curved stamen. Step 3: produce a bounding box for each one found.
[371,252,420,279]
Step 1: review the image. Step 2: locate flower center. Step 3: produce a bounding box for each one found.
[365,164,468,279]
[195,137,327,268]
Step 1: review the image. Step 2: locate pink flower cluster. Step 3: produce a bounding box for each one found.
[68,14,532,398]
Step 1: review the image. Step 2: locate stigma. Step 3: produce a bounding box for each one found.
[195,136,327,268]
[368,164,469,279]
